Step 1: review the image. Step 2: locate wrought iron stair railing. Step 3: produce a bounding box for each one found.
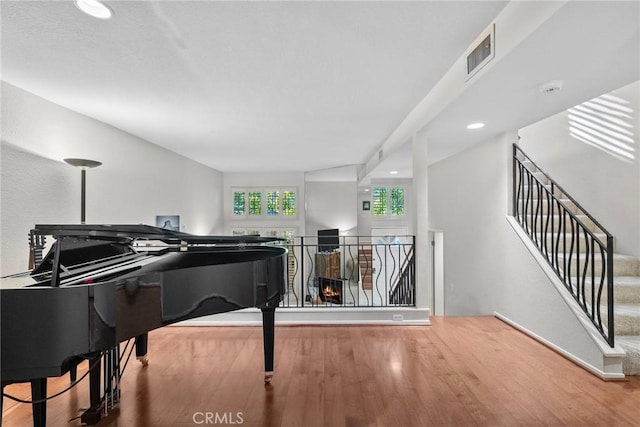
[389,242,415,305]
[512,144,615,347]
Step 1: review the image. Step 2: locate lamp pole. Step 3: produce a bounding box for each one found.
[64,158,102,224]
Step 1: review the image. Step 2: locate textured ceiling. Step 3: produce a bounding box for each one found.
[1,1,638,179]
[1,0,507,173]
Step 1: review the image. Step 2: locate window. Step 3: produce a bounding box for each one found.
[391,187,405,216]
[232,187,297,218]
[282,191,296,216]
[267,191,280,215]
[372,187,388,216]
[249,192,262,215]
[233,192,246,215]
[372,186,405,217]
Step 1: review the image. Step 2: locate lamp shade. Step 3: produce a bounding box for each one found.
[64,158,102,168]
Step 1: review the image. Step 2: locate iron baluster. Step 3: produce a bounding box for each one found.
[512,144,615,347]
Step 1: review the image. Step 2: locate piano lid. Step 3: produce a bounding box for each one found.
[32,224,285,245]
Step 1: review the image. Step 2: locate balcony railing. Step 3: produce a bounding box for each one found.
[280,235,416,308]
[513,144,615,346]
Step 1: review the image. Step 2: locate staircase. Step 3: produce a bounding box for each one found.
[358,246,373,290]
[613,271,640,375]
[514,145,640,375]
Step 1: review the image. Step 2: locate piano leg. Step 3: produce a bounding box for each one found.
[135,333,149,366]
[261,307,275,384]
[80,353,102,425]
[69,356,82,382]
[30,378,46,427]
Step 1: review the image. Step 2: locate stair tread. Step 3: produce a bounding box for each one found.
[558,253,638,261]
[577,276,640,286]
[519,198,572,202]
[612,305,640,316]
[524,214,591,219]
[614,276,640,286]
[617,336,640,346]
[533,232,607,237]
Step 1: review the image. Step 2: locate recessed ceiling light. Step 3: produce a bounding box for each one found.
[75,0,113,19]
[390,171,399,175]
[466,122,485,130]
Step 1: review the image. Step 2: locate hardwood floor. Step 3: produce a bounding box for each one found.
[3,316,640,426]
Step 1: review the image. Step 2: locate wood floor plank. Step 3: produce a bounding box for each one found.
[3,316,640,426]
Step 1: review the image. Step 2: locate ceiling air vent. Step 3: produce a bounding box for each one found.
[466,24,495,80]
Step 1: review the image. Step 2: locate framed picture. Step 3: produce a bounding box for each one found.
[156,215,180,231]
[362,201,370,211]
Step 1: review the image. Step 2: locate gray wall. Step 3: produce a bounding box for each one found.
[429,132,517,315]
[1,83,224,275]
[428,130,584,318]
[305,181,357,237]
[428,131,609,372]
[519,80,639,257]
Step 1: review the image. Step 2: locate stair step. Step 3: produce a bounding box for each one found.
[519,180,560,195]
[555,253,639,277]
[358,247,373,290]
[517,198,578,214]
[520,160,537,172]
[521,214,598,233]
[614,276,640,306]
[611,305,640,336]
[617,336,640,375]
[529,234,608,254]
[583,276,640,304]
[532,172,550,185]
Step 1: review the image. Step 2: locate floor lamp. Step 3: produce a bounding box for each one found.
[64,158,102,224]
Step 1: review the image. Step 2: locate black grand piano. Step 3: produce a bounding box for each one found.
[1,224,287,426]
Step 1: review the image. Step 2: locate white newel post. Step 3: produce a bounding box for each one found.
[413,131,430,313]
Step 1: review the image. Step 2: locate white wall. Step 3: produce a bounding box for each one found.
[428,130,588,317]
[429,132,516,315]
[369,178,414,236]
[356,190,372,236]
[1,82,224,275]
[223,172,305,236]
[305,181,357,237]
[356,179,414,239]
[428,131,612,373]
[519,81,640,257]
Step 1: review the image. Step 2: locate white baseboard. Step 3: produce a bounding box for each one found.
[506,217,627,355]
[494,311,625,380]
[175,307,431,327]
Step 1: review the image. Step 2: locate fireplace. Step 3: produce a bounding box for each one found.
[318,277,343,304]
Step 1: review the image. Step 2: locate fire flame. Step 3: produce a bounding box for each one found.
[323,286,341,297]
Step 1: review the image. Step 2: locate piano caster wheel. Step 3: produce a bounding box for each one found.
[264,373,273,384]
[137,356,149,367]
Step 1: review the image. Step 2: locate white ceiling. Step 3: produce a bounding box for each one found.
[2,1,639,181]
